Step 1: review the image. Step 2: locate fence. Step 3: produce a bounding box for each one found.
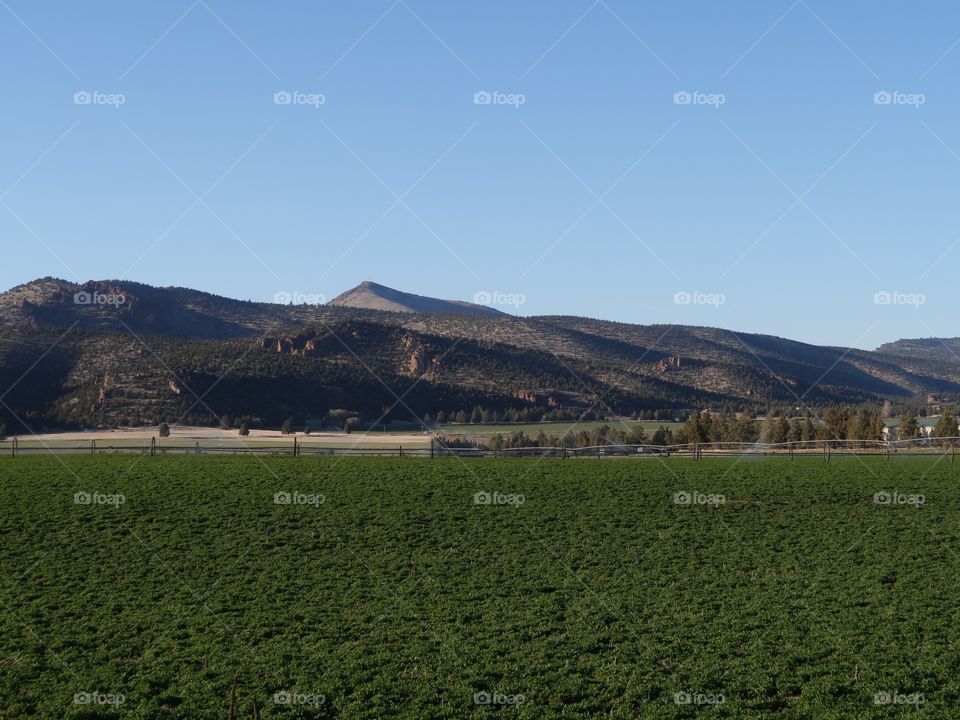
[1,436,958,460]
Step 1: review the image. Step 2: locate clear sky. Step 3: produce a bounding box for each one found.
[1,1,958,349]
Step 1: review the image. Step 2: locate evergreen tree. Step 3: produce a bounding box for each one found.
[846,408,871,446]
[802,416,816,447]
[933,407,958,447]
[652,426,672,446]
[774,416,791,444]
[866,412,885,444]
[685,411,711,444]
[824,406,849,443]
[760,410,776,444]
[898,409,920,441]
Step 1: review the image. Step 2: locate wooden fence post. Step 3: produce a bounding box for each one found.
[91,440,95,455]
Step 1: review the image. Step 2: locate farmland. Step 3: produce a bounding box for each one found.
[1,456,958,718]
[421,421,684,437]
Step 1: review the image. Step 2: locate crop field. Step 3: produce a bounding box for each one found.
[417,421,684,437]
[1,455,958,718]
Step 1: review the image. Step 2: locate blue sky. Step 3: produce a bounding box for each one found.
[2,0,959,348]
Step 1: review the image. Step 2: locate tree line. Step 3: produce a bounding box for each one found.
[468,406,959,451]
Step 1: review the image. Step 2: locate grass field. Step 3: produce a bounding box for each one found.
[423,421,684,437]
[1,456,957,718]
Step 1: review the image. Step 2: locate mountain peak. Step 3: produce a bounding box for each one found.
[329,281,506,317]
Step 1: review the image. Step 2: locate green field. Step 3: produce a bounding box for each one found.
[420,421,684,437]
[1,456,957,718]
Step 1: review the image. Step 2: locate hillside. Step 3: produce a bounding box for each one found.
[329,281,506,317]
[1,277,959,432]
[876,337,960,364]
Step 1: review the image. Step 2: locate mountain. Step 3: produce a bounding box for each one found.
[329,281,506,317]
[876,337,960,365]
[0,277,330,339]
[0,277,958,432]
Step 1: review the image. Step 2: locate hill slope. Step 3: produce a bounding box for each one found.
[0,277,958,431]
[329,281,506,317]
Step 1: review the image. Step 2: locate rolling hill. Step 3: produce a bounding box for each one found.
[0,277,958,432]
[329,280,506,317]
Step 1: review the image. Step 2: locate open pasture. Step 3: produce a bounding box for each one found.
[0,456,957,718]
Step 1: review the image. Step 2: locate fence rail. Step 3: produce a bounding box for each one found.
[1,437,958,460]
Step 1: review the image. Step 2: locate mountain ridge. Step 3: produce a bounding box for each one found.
[0,277,958,432]
[329,280,507,317]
